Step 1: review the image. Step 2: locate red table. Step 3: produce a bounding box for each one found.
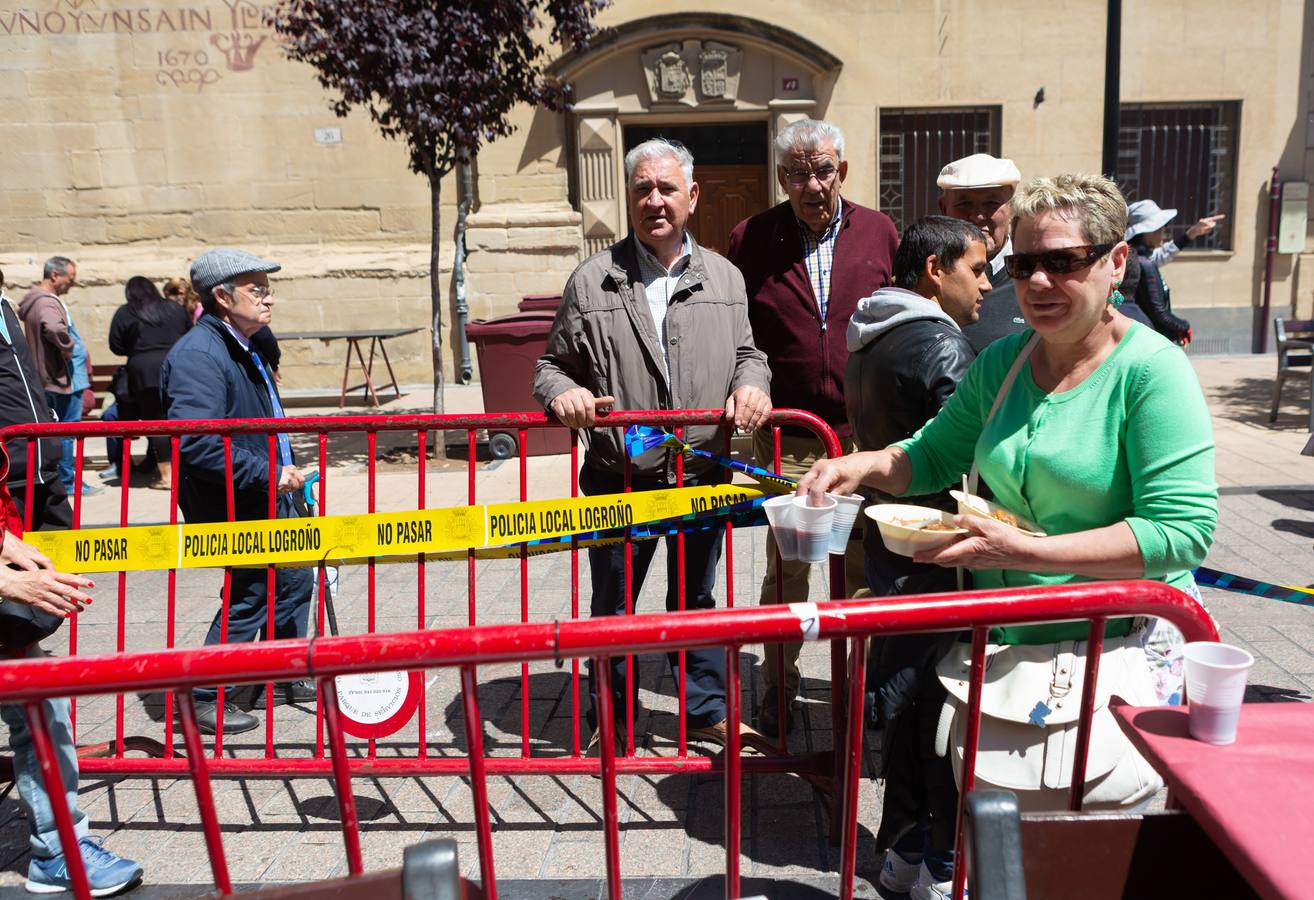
[1113,701,1314,900]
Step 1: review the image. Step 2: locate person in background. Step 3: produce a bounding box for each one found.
[108,277,191,489]
[844,216,988,897]
[161,248,313,735]
[163,277,203,323]
[18,257,98,498]
[727,118,896,735]
[1124,200,1220,346]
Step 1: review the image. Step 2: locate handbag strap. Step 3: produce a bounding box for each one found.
[968,332,1041,495]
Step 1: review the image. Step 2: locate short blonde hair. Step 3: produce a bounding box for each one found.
[1010,173,1127,246]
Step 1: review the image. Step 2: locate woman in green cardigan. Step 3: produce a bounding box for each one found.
[801,173,1217,900]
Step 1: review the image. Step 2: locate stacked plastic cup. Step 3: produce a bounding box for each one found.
[826,493,863,555]
[762,495,799,561]
[1183,641,1254,745]
[792,494,836,564]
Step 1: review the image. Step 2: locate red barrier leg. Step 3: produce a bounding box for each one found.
[951,627,988,900]
[1069,618,1106,811]
[723,644,741,900]
[460,666,498,900]
[838,637,868,900]
[594,657,622,900]
[24,701,91,900]
[176,693,233,894]
[318,679,364,877]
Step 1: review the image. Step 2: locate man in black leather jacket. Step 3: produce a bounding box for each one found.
[846,215,987,595]
[844,216,989,894]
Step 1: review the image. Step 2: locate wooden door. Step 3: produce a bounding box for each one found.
[689,164,770,255]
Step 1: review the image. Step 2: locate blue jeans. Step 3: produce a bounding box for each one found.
[0,645,88,858]
[101,402,123,471]
[44,391,82,492]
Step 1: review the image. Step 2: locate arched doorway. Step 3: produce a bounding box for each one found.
[551,15,843,256]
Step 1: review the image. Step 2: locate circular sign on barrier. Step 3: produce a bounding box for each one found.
[333,670,423,739]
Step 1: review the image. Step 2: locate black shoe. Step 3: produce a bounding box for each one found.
[252,679,318,709]
[195,701,258,735]
[755,686,797,737]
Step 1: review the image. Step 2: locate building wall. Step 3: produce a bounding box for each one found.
[0,0,1309,399]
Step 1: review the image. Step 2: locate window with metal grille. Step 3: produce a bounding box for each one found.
[878,106,1001,233]
[1116,102,1240,251]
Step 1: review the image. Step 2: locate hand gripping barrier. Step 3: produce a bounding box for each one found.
[0,581,1217,900]
[0,411,848,791]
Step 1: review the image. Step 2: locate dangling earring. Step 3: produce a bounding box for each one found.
[1108,280,1125,308]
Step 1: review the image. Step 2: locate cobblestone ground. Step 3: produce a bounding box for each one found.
[1,355,1310,898]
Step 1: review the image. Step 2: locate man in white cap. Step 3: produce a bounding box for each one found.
[160,248,313,735]
[936,153,1027,352]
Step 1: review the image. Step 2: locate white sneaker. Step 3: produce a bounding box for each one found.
[909,862,964,900]
[879,849,923,893]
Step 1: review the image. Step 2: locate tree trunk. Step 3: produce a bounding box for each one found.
[429,168,445,415]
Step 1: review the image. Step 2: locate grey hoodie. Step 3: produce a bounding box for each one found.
[846,286,960,353]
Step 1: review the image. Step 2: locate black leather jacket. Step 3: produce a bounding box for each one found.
[1130,244,1191,343]
[845,291,976,577]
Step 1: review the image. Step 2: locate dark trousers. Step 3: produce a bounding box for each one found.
[865,552,961,881]
[9,479,72,532]
[194,495,312,702]
[581,465,727,731]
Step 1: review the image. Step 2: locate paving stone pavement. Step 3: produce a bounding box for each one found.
[0,355,1310,898]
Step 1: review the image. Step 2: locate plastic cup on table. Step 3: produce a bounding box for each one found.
[791,494,837,564]
[762,495,800,561]
[826,493,863,555]
[1182,641,1254,745]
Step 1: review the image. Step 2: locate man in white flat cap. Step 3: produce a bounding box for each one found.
[936,153,1027,352]
[161,248,313,736]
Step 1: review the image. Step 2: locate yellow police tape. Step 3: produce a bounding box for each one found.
[27,484,766,574]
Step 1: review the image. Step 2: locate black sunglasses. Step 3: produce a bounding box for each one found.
[1004,243,1115,279]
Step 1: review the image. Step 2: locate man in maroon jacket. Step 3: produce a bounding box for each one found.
[728,119,899,734]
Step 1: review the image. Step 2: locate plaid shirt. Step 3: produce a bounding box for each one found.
[796,198,842,327]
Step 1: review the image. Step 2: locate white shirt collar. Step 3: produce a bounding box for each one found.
[221,320,251,351]
[636,231,693,276]
[990,236,1013,276]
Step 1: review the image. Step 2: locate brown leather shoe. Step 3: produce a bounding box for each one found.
[686,719,772,753]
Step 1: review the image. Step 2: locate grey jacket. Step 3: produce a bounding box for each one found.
[532,233,770,480]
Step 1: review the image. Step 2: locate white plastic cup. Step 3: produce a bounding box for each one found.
[792,494,837,564]
[762,495,800,561]
[826,493,863,555]
[1183,641,1254,745]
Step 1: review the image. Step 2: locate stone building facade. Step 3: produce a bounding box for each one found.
[1,0,1312,394]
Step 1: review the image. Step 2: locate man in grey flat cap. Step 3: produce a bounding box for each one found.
[936,153,1028,352]
[161,248,313,735]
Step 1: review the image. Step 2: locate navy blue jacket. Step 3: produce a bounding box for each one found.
[160,314,292,524]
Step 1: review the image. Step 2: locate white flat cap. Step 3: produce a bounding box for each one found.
[936,153,1022,190]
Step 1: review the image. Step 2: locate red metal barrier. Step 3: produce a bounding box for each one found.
[0,582,1218,900]
[0,410,844,784]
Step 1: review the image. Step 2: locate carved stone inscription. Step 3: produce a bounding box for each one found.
[641,39,741,107]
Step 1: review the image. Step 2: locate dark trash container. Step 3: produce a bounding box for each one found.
[518,293,562,313]
[465,312,571,459]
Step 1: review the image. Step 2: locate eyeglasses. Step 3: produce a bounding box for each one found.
[782,164,839,187]
[238,284,274,300]
[1003,243,1115,279]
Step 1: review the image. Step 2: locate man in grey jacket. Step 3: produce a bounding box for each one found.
[533,138,772,755]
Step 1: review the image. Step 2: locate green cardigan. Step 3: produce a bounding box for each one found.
[894,324,1218,641]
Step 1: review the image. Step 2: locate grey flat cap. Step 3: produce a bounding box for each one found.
[190,247,281,295]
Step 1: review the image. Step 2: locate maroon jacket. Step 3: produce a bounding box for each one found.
[728,199,899,435]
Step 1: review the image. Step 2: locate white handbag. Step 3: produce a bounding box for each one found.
[934,634,1162,811]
